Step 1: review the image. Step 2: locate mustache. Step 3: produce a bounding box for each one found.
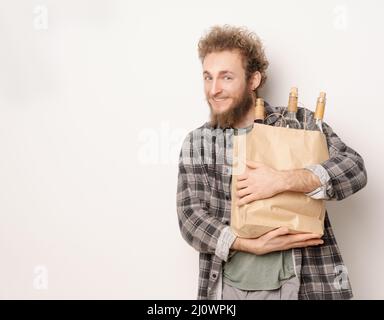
[209,95,228,100]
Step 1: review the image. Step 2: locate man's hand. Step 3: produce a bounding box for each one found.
[236,160,322,206]
[236,160,285,206]
[231,227,324,255]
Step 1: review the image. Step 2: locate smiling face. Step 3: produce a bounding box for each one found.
[203,50,260,128]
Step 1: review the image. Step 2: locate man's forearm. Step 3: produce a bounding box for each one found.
[230,227,324,255]
[236,162,325,205]
[280,168,322,194]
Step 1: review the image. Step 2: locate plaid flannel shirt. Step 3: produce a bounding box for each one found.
[177,102,367,300]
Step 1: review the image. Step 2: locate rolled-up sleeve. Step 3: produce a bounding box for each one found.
[215,226,237,261]
[304,164,332,200]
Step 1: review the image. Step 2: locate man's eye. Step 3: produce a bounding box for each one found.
[204,76,212,81]
[224,76,233,80]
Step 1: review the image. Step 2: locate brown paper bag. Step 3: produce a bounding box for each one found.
[231,123,330,238]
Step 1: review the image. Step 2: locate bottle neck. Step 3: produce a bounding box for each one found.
[315,119,323,133]
[287,95,298,112]
[286,111,298,118]
[254,99,265,123]
[284,111,301,129]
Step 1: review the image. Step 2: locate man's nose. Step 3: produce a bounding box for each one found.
[210,79,223,96]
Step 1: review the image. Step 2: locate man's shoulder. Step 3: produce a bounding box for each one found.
[180,122,228,158]
[264,101,280,114]
[179,122,216,164]
[183,122,218,140]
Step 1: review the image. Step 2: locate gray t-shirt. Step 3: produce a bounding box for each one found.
[223,249,295,291]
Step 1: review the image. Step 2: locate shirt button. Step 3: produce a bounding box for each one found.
[211,273,217,279]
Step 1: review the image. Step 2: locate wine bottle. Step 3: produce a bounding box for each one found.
[254,98,265,124]
[284,87,301,129]
[314,92,326,133]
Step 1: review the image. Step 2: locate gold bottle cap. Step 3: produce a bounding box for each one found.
[255,98,265,121]
[315,92,326,120]
[290,87,298,97]
[288,87,298,112]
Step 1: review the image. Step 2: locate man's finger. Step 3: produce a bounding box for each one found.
[237,194,256,206]
[286,233,322,243]
[262,227,290,242]
[283,239,324,250]
[237,173,248,181]
[237,187,251,198]
[237,180,248,190]
[246,160,264,169]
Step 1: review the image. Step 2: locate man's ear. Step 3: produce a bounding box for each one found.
[250,71,262,91]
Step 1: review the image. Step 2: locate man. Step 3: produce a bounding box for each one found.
[176,25,367,300]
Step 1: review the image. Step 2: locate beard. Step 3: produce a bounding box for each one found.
[208,87,254,129]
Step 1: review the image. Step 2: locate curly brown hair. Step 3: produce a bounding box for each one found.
[198,25,269,93]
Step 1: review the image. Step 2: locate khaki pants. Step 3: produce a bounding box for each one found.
[222,276,300,300]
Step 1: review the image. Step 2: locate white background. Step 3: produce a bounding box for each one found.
[0,0,383,299]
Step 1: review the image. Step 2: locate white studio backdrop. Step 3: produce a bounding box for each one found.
[0,0,383,299]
